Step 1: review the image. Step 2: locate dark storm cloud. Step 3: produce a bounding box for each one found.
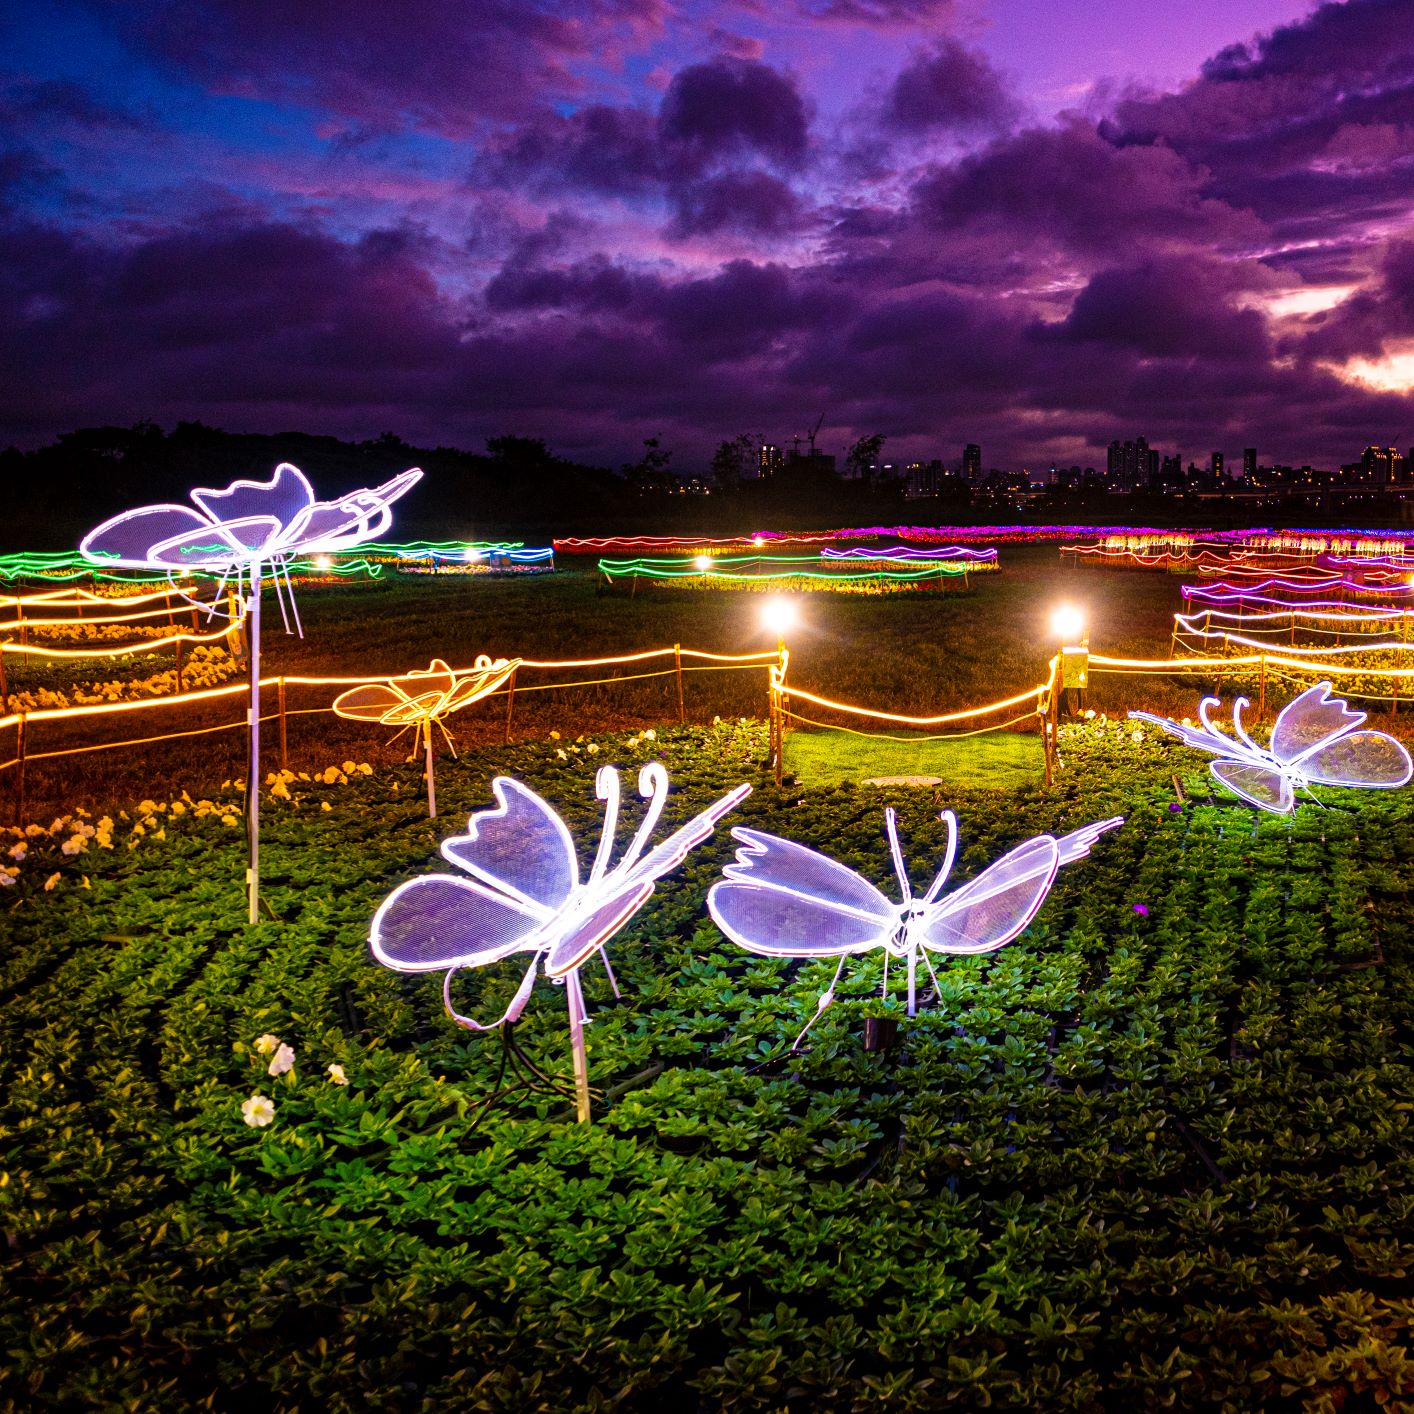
[479,105,665,198]
[1106,0,1414,263]
[1,78,145,131]
[665,170,807,238]
[80,0,670,131]
[885,40,1018,133]
[657,59,810,169]
[1296,237,1414,359]
[797,0,957,26]
[912,118,1264,257]
[1051,258,1271,360]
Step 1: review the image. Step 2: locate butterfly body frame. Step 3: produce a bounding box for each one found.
[708,807,1122,1047]
[1128,682,1411,814]
[370,763,750,1121]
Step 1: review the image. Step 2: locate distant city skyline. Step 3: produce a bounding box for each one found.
[2,0,1411,468]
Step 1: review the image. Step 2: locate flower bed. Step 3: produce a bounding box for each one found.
[3,719,1414,1408]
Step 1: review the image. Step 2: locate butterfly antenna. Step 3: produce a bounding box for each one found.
[922,811,959,905]
[790,956,848,1051]
[884,808,912,902]
[589,766,622,884]
[1231,697,1260,754]
[617,762,669,874]
[1197,696,1224,736]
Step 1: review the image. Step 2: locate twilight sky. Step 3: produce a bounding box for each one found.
[2,0,1412,470]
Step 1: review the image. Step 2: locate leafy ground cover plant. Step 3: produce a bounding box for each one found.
[3,715,1414,1410]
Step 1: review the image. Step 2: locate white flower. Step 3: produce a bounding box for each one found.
[587,742,599,755]
[643,728,656,741]
[327,1063,348,1086]
[241,1094,276,1128]
[253,1033,280,1055]
[1131,728,1144,743]
[267,1043,296,1077]
[555,748,567,761]
[61,836,87,856]
[1083,709,1096,720]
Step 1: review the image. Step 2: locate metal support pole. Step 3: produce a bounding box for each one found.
[503,666,517,744]
[1257,656,1266,719]
[0,649,8,716]
[674,643,685,722]
[175,635,184,695]
[277,677,288,771]
[14,714,25,827]
[565,969,592,1124]
[906,949,918,1018]
[247,564,262,926]
[424,723,437,819]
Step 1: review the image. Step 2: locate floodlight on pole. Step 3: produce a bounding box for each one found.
[1049,603,1086,644]
[761,595,797,646]
[695,554,712,571]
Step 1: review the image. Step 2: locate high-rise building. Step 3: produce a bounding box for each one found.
[1243,448,1257,480]
[962,443,981,482]
[758,443,783,479]
[1361,446,1399,483]
[1211,452,1225,479]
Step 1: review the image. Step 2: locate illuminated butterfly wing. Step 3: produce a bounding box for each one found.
[1297,731,1413,788]
[1210,760,1293,812]
[1269,683,1365,763]
[441,658,519,715]
[369,872,549,972]
[707,827,896,958]
[332,681,420,725]
[438,777,579,914]
[919,835,1060,955]
[542,880,657,978]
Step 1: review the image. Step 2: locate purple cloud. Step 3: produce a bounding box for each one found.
[666,170,808,239]
[658,59,810,169]
[886,40,1018,133]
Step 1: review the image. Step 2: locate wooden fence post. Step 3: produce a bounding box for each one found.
[1257,655,1266,719]
[674,644,685,723]
[0,650,8,716]
[503,666,517,744]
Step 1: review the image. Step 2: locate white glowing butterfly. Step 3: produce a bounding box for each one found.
[708,809,1122,1046]
[370,764,750,1119]
[1129,682,1412,814]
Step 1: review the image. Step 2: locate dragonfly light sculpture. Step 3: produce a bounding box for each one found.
[709,808,1122,1048]
[1129,682,1412,813]
[371,764,751,1122]
[332,656,520,817]
[80,462,422,922]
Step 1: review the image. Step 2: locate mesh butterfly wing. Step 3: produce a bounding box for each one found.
[1128,709,1235,757]
[1209,760,1293,813]
[1272,683,1412,788]
[370,778,578,973]
[918,835,1061,955]
[707,827,897,958]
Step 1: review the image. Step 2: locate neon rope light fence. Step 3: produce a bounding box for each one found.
[333,656,520,817]
[820,545,998,564]
[1129,683,1412,813]
[708,807,1122,1044]
[598,553,974,592]
[370,766,750,1122]
[79,461,421,923]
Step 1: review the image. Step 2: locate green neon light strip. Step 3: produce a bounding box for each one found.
[597,554,970,584]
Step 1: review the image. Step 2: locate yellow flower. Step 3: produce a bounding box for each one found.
[43,872,61,891]
[327,1063,348,1086]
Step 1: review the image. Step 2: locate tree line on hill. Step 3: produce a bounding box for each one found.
[0,422,932,550]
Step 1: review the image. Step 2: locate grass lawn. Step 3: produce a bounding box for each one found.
[785,725,1044,788]
[4,542,1414,1411]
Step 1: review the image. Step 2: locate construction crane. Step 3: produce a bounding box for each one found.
[806,413,824,454]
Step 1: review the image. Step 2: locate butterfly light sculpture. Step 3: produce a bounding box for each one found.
[332,656,521,817]
[1129,682,1412,813]
[371,764,751,1122]
[708,808,1122,1047]
[79,461,422,923]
